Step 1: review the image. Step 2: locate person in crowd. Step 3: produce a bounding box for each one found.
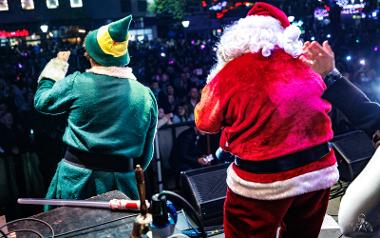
[186,87,200,113]
[33,15,158,205]
[195,3,338,237]
[171,127,219,175]
[158,84,177,113]
[150,81,161,99]
[0,111,20,156]
[157,108,173,129]
[172,104,194,124]
[301,40,380,236]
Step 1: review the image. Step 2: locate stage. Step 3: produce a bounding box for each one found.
[3,189,379,238]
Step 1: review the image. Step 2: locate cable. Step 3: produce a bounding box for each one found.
[330,181,349,200]
[51,213,136,237]
[158,190,207,238]
[2,229,43,238]
[328,214,338,217]
[0,218,54,238]
[181,209,198,232]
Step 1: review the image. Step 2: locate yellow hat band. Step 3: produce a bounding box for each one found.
[96,25,129,57]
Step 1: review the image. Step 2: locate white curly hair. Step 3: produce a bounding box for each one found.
[207,15,303,83]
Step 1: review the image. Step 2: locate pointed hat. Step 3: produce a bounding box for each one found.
[85,15,132,66]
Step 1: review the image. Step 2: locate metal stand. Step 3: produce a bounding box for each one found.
[154,135,164,193]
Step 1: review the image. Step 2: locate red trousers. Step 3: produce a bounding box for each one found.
[224,188,330,238]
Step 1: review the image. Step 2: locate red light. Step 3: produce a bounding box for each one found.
[0,29,30,38]
[212,1,253,19]
[201,0,207,7]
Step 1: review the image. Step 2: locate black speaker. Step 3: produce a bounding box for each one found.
[332,130,375,182]
[180,163,229,226]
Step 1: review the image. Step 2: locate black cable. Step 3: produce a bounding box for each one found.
[0,229,7,238]
[2,229,43,238]
[181,209,198,233]
[51,214,136,237]
[330,182,349,200]
[158,190,207,238]
[0,218,54,238]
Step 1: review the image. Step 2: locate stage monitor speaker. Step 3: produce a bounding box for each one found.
[332,130,375,182]
[180,163,229,226]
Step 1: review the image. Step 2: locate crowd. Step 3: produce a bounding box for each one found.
[0,37,216,218]
[0,20,380,218]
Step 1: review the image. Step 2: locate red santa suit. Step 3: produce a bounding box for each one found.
[195,2,339,238]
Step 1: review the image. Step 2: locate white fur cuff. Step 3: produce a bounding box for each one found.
[38,58,69,82]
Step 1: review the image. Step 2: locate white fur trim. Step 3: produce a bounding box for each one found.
[282,25,303,57]
[207,15,303,83]
[227,163,339,200]
[86,66,137,80]
[38,58,69,82]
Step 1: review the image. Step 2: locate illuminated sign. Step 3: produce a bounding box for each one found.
[0,29,30,38]
[341,3,365,15]
[314,7,329,20]
[209,1,228,11]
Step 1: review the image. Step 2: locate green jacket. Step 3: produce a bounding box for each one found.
[34,60,157,204]
[35,65,158,170]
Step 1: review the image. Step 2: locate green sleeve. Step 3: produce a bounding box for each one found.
[34,73,78,115]
[139,89,158,171]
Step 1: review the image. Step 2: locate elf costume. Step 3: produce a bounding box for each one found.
[195,3,339,238]
[34,15,158,206]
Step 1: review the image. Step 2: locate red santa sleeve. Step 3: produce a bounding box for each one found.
[195,79,227,134]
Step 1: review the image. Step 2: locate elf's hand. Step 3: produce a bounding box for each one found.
[300,41,335,78]
[57,51,71,62]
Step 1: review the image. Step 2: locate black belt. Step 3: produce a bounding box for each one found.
[64,146,134,172]
[224,143,331,174]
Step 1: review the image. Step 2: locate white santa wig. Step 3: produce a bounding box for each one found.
[208,15,303,83]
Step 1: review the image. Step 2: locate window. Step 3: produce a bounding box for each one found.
[21,0,35,10]
[137,0,147,12]
[120,0,131,12]
[46,0,59,9]
[70,0,83,8]
[129,28,153,41]
[0,0,9,11]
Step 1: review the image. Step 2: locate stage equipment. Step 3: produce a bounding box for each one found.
[332,130,375,181]
[181,163,229,226]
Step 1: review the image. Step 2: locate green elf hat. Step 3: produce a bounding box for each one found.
[85,15,132,66]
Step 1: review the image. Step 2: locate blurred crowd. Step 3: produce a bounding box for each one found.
[1,22,380,218]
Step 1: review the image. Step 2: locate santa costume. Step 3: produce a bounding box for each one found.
[34,15,158,208]
[195,2,339,238]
